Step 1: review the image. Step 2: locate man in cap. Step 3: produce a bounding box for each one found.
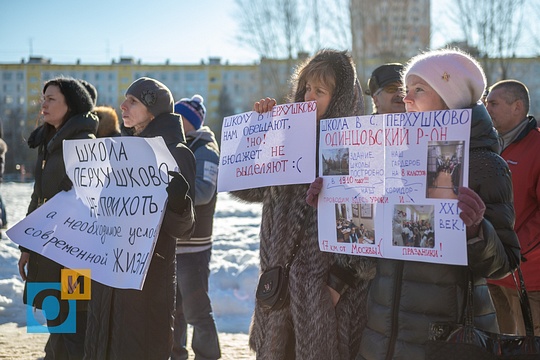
[366,63,405,114]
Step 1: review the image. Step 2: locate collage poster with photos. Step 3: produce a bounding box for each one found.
[317,109,472,265]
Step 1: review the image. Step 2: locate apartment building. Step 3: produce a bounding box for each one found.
[0,56,301,175]
[351,0,430,72]
[1,53,539,176]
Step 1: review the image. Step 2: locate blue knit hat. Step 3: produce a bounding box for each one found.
[174,94,206,129]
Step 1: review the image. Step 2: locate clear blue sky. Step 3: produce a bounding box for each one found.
[0,0,535,65]
[0,0,261,65]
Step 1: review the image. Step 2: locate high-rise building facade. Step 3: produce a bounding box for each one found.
[351,0,431,61]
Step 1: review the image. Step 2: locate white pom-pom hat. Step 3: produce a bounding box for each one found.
[403,49,486,109]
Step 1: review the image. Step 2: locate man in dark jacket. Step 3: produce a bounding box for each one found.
[171,95,221,360]
[486,80,540,336]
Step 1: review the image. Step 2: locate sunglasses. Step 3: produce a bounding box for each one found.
[375,84,401,95]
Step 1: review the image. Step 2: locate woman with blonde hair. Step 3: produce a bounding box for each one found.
[95,105,121,137]
[233,49,375,359]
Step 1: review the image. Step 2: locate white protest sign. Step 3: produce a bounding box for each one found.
[7,137,177,289]
[217,101,317,192]
[317,109,471,265]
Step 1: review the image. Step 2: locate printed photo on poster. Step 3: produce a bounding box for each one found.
[334,202,375,244]
[392,205,435,248]
[322,148,349,176]
[426,141,465,199]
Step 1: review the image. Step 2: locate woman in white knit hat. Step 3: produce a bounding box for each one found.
[355,49,521,359]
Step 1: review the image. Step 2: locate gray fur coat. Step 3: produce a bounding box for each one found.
[235,50,374,359]
[232,184,375,359]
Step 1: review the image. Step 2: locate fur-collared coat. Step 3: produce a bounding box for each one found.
[232,184,375,359]
[234,50,375,359]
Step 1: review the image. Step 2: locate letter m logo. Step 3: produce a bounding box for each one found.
[61,269,91,300]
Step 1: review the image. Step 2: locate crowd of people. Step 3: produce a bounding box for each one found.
[397,220,435,248]
[7,44,539,360]
[12,76,220,360]
[336,218,373,245]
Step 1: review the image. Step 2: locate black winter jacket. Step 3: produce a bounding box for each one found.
[358,104,521,360]
[22,112,99,310]
[84,113,196,360]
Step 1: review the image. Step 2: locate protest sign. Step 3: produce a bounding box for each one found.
[317,109,471,265]
[7,137,177,289]
[217,101,317,192]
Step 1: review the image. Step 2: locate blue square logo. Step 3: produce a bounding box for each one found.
[26,282,76,334]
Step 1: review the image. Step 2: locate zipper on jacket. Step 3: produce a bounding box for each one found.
[385,260,404,360]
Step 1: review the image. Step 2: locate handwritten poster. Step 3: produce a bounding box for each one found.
[7,137,177,289]
[217,101,317,192]
[317,109,472,265]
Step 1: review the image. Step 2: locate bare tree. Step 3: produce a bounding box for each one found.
[233,0,354,101]
[449,0,525,81]
[234,0,309,101]
[234,0,307,60]
[526,0,540,55]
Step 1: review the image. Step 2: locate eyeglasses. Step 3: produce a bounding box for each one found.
[375,84,401,95]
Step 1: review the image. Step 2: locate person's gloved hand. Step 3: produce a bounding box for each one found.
[58,175,73,192]
[166,170,190,214]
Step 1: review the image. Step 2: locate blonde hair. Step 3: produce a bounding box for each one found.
[95,106,121,137]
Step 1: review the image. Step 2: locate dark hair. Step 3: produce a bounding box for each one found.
[43,77,94,127]
[78,79,98,106]
[489,79,530,115]
[289,49,364,120]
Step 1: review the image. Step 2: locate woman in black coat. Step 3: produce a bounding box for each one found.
[18,77,99,359]
[84,77,196,360]
[357,49,521,360]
